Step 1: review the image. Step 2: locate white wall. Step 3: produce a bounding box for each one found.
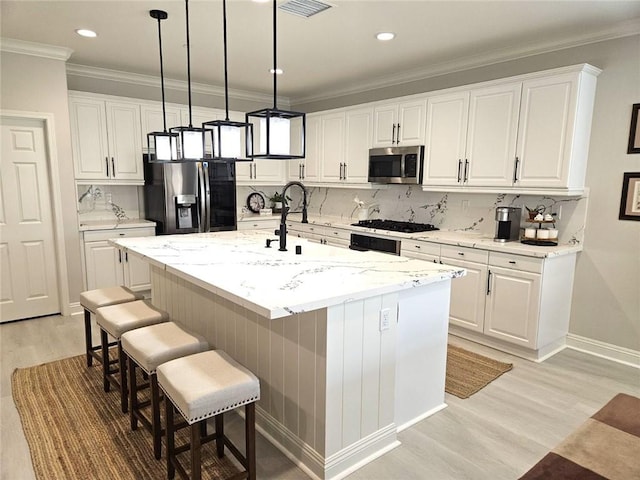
[0,51,84,306]
[294,35,640,352]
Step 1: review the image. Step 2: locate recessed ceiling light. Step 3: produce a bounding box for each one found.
[75,29,97,38]
[376,32,395,41]
[270,68,284,75]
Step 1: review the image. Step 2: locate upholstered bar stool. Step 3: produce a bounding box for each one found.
[79,286,143,367]
[95,299,169,413]
[121,322,209,459]
[157,350,260,480]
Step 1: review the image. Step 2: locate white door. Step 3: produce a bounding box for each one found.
[105,101,143,180]
[0,119,60,322]
[372,103,398,147]
[69,97,110,179]
[445,258,488,333]
[84,240,124,291]
[397,99,426,145]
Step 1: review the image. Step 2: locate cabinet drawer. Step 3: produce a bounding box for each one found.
[237,219,279,231]
[489,252,543,274]
[83,227,155,242]
[325,227,351,241]
[402,240,440,258]
[441,245,489,264]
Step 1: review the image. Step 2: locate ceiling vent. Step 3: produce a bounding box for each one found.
[278,0,332,18]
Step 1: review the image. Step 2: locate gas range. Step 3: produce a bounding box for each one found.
[351,219,439,234]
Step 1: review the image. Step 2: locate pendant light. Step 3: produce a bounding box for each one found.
[203,0,253,161]
[246,0,306,159]
[147,9,179,163]
[170,0,205,162]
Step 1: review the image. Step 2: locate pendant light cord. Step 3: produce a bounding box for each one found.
[185,0,193,127]
[155,15,168,133]
[272,0,278,110]
[223,0,230,121]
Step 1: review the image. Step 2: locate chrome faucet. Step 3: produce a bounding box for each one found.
[278,181,309,251]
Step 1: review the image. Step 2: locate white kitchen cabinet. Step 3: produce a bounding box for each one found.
[424,91,469,186]
[422,83,521,188]
[400,239,440,262]
[320,111,346,182]
[514,68,598,191]
[484,265,540,348]
[69,93,143,183]
[82,227,155,292]
[288,115,321,182]
[465,83,521,187]
[343,107,373,183]
[373,98,426,147]
[236,159,286,185]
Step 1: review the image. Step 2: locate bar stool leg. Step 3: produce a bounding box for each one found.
[151,374,162,460]
[100,329,110,392]
[191,422,202,480]
[166,399,175,480]
[118,342,128,413]
[246,403,256,480]
[84,309,93,367]
[128,356,138,431]
[215,414,224,458]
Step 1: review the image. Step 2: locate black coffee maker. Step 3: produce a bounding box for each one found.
[494,206,521,242]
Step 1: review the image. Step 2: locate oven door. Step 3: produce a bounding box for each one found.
[350,233,401,255]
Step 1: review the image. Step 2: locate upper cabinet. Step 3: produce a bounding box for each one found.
[69,93,143,184]
[373,99,426,147]
[423,64,600,194]
[289,115,321,182]
[514,71,597,191]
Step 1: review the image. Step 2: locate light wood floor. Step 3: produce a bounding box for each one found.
[2,313,638,480]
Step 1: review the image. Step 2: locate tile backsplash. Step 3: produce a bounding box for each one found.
[239,185,588,245]
[77,185,141,223]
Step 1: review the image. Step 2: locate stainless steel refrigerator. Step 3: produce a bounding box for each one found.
[143,155,237,235]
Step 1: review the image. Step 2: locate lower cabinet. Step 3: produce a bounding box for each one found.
[82,227,155,292]
[286,223,351,247]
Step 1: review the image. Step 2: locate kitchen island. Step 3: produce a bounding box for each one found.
[112,230,464,480]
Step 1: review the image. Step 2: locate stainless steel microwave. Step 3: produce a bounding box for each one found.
[368,145,424,184]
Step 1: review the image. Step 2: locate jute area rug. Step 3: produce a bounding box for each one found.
[519,393,640,480]
[445,344,513,399]
[11,354,239,480]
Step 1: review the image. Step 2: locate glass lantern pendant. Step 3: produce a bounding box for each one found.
[246,0,305,160]
[203,0,253,162]
[147,9,180,163]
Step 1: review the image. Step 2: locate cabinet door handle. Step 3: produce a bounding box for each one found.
[463,159,469,183]
[458,252,465,256]
[391,124,396,145]
[111,157,115,177]
[105,157,109,177]
[299,164,303,179]
[509,260,516,265]
[457,159,462,183]
[125,251,128,262]
[396,123,401,144]
[302,163,305,179]
[513,156,519,183]
[415,245,421,249]
[487,270,492,295]
[253,164,257,179]
[118,249,122,263]
[343,163,347,180]
[339,163,343,180]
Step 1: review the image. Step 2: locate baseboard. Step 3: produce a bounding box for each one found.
[396,402,448,432]
[69,302,83,317]
[566,334,640,368]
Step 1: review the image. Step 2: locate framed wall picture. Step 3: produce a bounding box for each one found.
[619,172,640,221]
[628,104,640,154]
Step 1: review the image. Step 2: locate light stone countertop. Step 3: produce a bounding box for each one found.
[112,230,465,319]
[289,215,582,259]
[79,219,156,231]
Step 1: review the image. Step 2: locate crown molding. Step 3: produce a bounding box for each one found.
[0,37,73,61]
[291,18,640,105]
[66,63,287,106]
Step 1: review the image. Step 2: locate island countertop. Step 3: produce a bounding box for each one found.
[112,230,465,319]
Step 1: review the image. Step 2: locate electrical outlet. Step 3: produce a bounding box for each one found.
[379,308,390,331]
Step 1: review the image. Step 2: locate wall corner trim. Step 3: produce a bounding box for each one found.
[566,333,640,369]
[0,37,73,61]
